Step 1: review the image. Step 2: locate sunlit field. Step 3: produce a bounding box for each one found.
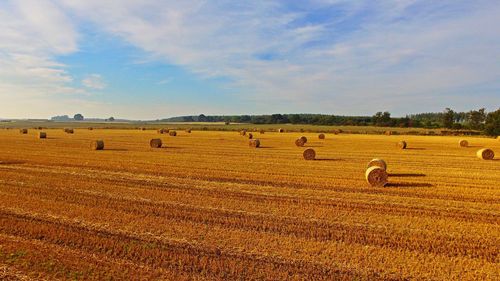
[0,128,498,280]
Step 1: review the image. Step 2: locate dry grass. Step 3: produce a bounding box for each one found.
[0,130,498,280]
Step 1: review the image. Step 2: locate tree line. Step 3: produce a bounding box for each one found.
[163,108,500,136]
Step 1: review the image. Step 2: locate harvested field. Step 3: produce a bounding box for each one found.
[0,129,499,280]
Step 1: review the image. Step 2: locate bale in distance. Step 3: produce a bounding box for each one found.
[318,133,325,140]
[300,136,308,144]
[295,138,305,147]
[150,138,162,148]
[141,127,146,131]
[303,148,316,160]
[459,139,468,147]
[19,129,28,134]
[64,128,74,134]
[169,131,177,136]
[91,140,104,150]
[385,131,392,136]
[240,130,247,136]
[365,166,388,187]
[158,128,169,134]
[249,139,260,148]
[367,159,387,171]
[259,129,265,134]
[185,128,192,133]
[248,133,253,139]
[397,141,407,149]
[278,128,284,133]
[88,127,93,131]
[38,132,47,139]
[477,148,494,160]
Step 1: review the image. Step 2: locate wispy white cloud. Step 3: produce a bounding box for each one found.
[82,74,106,90]
[58,0,500,115]
[1,0,499,118]
[0,0,84,117]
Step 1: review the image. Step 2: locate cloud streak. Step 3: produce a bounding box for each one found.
[1,0,499,118]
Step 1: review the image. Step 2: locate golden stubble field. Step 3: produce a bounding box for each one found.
[0,129,499,280]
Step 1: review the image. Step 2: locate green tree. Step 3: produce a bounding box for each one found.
[442,108,455,129]
[74,113,84,121]
[484,108,500,136]
[466,108,486,130]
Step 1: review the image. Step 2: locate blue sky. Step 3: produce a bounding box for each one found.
[0,0,499,119]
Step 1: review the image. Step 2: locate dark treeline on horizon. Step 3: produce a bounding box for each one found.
[163,107,500,136]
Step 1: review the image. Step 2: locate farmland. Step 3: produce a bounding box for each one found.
[0,128,499,280]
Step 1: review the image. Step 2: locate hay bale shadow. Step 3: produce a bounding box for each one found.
[389,173,426,177]
[387,182,433,188]
[104,148,128,151]
[315,158,344,161]
[0,160,26,165]
[405,148,426,150]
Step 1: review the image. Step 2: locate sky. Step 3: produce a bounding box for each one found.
[0,0,499,119]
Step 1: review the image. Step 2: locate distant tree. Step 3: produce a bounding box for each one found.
[372,111,391,126]
[484,108,500,136]
[442,108,455,129]
[73,114,84,121]
[51,115,70,121]
[108,117,115,122]
[198,114,207,122]
[466,108,486,130]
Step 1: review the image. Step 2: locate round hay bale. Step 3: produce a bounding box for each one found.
[249,139,260,148]
[295,138,305,147]
[169,131,177,136]
[88,127,93,131]
[158,128,169,134]
[141,127,146,131]
[300,136,308,144]
[278,128,284,133]
[64,128,74,134]
[367,159,387,171]
[303,148,316,160]
[300,128,304,133]
[397,141,407,149]
[459,139,468,147]
[259,129,265,134]
[477,148,494,160]
[150,138,162,148]
[248,133,253,139]
[91,140,104,150]
[38,132,47,139]
[185,128,192,133]
[318,133,325,139]
[19,129,28,134]
[365,166,388,187]
[240,130,247,136]
[37,126,43,130]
